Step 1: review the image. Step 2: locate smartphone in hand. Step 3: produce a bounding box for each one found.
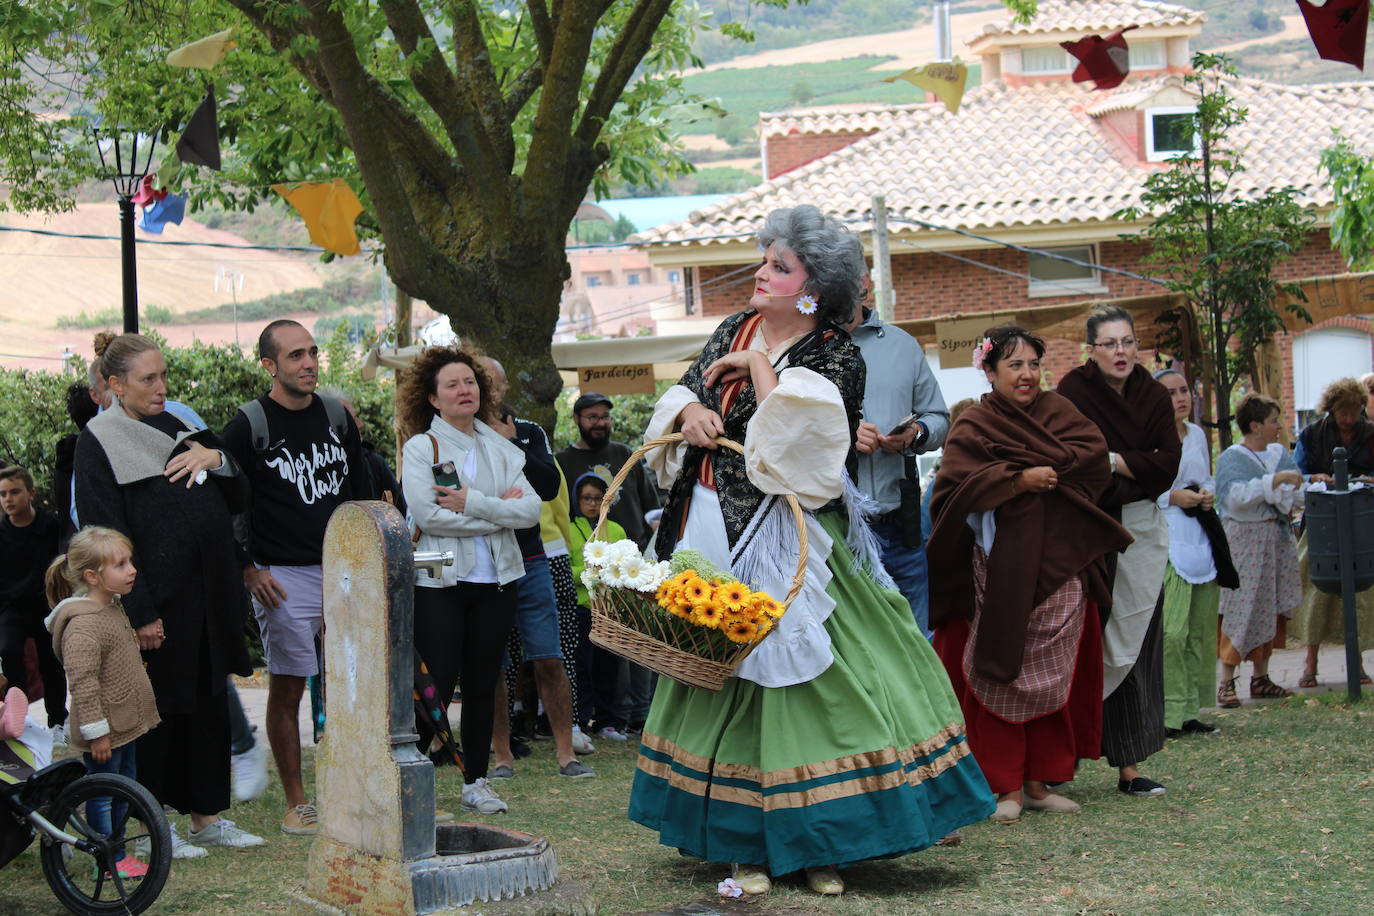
[432,461,461,489]
[888,414,918,437]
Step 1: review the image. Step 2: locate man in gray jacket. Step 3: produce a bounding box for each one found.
[848,306,949,637]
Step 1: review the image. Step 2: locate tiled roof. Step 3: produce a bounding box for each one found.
[635,75,1374,249]
[759,103,933,138]
[970,0,1205,40]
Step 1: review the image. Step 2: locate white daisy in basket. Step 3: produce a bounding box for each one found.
[606,539,642,564]
[580,568,600,590]
[619,555,653,591]
[582,539,614,568]
[600,562,626,589]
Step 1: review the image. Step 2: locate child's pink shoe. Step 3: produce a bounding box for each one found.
[0,686,29,739]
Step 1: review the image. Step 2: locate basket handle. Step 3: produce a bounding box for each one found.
[592,433,809,610]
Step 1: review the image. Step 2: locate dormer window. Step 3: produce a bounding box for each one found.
[1021,45,1070,74]
[1128,39,1165,69]
[1144,105,1199,161]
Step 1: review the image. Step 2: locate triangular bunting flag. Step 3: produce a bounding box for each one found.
[1061,26,1138,91]
[139,193,186,234]
[130,174,167,208]
[883,61,969,113]
[176,87,221,171]
[272,179,364,256]
[1297,0,1368,70]
[165,27,236,70]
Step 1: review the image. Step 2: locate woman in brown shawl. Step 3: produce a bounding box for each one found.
[1056,306,1181,798]
[929,326,1131,824]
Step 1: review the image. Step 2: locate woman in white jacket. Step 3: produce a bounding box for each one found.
[399,346,540,815]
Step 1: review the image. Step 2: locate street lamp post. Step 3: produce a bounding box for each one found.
[93,130,157,334]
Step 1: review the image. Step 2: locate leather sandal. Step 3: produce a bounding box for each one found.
[1217,676,1241,709]
[1250,674,1294,698]
[1298,673,1319,689]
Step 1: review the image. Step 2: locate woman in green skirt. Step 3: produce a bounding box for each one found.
[627,206,993,896]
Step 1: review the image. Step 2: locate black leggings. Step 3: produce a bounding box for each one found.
[0,607,68,727]
[413,583,515,781]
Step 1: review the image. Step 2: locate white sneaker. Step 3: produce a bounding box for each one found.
[231,741,269,802]
[594,726,628,742]
[570,725,595,755]
[461,778,509,815]
[168,823,209,859]
[188,818,266,849]
[49,724,69,748]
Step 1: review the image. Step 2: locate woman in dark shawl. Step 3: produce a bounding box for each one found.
[74,333,258,850]
[627,206,992,897]
[1056,306,1180,798]
[929,326,1131,824]
[1290,377,1374,686]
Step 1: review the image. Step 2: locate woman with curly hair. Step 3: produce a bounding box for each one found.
[398,346,541,816]
[1291,377,1374,687]
[627,206,992,897]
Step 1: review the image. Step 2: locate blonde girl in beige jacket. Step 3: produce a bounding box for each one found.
[45,526,159,879]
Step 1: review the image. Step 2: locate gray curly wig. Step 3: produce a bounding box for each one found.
[757,205,867,326]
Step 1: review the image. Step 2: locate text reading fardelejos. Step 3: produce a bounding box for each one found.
[580,365,653,384]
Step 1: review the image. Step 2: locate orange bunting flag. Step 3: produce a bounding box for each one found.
[1297,0,1368,70]
[882,61,969,113]
[165,28,236,70]
[272,179,364,256]
[1061,26,1138,91]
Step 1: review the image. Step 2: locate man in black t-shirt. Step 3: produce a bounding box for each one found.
[221,320,368,837]
[0,465,66,739]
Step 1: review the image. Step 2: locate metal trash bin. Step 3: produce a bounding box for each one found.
[1305,487,1374,595]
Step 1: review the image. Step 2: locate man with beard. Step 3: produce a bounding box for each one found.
[222,320,370,837]
[555,393,660,739]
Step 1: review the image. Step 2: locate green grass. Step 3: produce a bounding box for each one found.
[4,696,1372,915]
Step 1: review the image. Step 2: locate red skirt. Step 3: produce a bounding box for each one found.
[933,602,1103,795]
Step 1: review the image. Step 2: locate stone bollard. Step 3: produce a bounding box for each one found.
[293,501,572,915]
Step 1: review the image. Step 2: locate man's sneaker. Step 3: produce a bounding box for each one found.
[231,740,269,803]
[49,723,69,748]
[168,823,209,859]
[559,760,596,779]
[188,818,266,848]
[570,725,595,755]
[594,726,628,742]
[461,778,509,815]
[281,804,319,836]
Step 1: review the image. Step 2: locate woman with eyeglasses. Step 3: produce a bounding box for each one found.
[1057,306,1180,799]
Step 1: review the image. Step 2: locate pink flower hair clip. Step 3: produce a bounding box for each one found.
[971,337,994,370]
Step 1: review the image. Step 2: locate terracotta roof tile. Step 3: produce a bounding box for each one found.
[636,75,1374,249]
[759,103,933,138]
[970,0,1205,41]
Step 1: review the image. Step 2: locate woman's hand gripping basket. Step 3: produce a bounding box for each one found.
[584,434,807,691]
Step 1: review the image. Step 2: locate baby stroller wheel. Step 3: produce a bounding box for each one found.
[38,772,171,915]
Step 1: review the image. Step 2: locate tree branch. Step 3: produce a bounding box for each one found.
[450,0,517,176]
[574,0,674,147]
[503,64,544,121]
[527,0,554,68]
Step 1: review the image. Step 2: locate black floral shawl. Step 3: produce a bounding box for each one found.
[653,309,864,560]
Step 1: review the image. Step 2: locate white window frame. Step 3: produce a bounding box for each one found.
[1020,44,1071,74]
[1027,243,1109,298]
[1128,39,1166,70]
[1145,105,1200,162]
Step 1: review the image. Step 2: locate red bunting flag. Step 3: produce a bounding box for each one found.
[1297,0,1368,70]
[1061,25,1138,91]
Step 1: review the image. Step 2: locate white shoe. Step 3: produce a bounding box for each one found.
[231,741,269,802]
[461,778,509,815]
[188,818,266,848]
[594,726,628,742]
[49,724,69,748]
[570,725,595,755]
[168,823,209,859]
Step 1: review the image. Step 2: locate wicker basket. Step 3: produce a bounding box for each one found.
[587,434,807,691]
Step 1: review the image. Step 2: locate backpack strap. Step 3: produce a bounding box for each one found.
[411,433,440,545]
[238,399,270,454]
[316,394,351,443]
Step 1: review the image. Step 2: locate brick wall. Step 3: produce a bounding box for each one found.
[691,230,1364,412]
[765,130,879,179]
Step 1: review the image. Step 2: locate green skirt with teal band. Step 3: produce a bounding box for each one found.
[628,511,994,875]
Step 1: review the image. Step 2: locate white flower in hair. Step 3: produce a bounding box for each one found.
[583,539,612,568]
[795,294,819,315]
